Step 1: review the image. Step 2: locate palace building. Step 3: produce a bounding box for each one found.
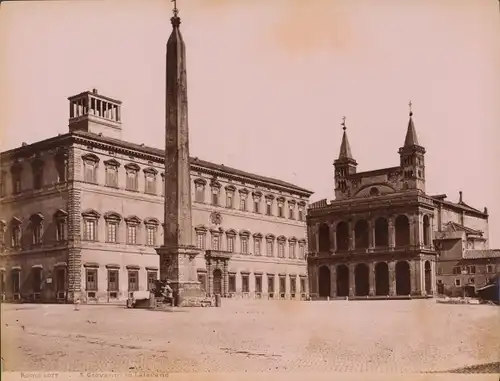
[306,112,498,299]
[0,90,312,303]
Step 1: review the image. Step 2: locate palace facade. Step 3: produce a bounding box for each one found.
[0,89,312,303]
[306,112,498,299]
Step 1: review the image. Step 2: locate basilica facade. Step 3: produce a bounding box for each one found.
[306,112,494,299]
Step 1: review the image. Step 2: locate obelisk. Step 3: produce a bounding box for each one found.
[155,1,204,307]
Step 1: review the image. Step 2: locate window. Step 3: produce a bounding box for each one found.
[146,225,156,246]
[226,234,235,253]
[32,267,42,293]
[144,169,157,194]
[290,276,296,294]
[253,196,260,213]
[11,166,22,194]
[254,239,261,256]
[226,190,234,208]
[12,270,20,293]
[211,234,220,250]
[125,166,139,191]
[469,277,475,284]
[240,237,249,254]
[241,274,249,293]
[211,190,219,206]
[55,151,68,182]
[288,203,295,219]
[0,171,6,197]
[299,242,306,259]
[277,241,285,258]
[11,224,21,247]
[267,275,275,293]
[454,279,461,287]
[289,242,296,258]
[298,206,304,221]
[468,265,476,274]
[86,268,98,291]
[228,274,236,293]
[266,239,274,257]
[255,275,262,293]
[452,266,461,275]
[196,232,206,249]
[30,214,43,244]
[195,182,205,203]
[83,219,97,241]
[437,267,442,276]
[127,224,137,244]
[486,265,493,273]
[197,273,207,292]
[279,276,286,294]
[265,196,273,216]
[55,217,67,242]
[106,222,118,243]
[277,202,284,218]
[108,270,119,291]
[105,162,119,188]
[300,278,306,293]
[31,160,44,190]
[239,194,247,211]
[161,173,165,197]
[83,156,98,183]
[0,221,5,247]
[147,271,157,291]
[128,271,139,291]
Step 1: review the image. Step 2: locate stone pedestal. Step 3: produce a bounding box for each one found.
[156,245,205,307]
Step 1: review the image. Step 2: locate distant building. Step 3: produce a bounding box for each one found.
[0,88,312,303]
[306,112,497,299]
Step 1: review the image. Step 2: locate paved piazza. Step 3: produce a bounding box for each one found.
[1,299,499,373]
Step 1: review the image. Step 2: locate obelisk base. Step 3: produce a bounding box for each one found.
[156,245,206,307]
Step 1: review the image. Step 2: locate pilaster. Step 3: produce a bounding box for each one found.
[330,224,337,253]
[348,220,355,250]
[368,262,375,296]
[368,219,375,249]
[388,261,396,296]
[388,218,395,249]
[223,261,229,297]
[330,264,337,297]
[348,263,355,297]
[314,223,320,253]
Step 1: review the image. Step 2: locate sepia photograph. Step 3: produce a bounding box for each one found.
[0,0,499,379]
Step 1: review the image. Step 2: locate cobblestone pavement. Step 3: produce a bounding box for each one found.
[2,299,499,373]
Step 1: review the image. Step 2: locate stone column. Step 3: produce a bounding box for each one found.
[206,260,213,296]
[368,262,375,296]
[411,260,422,296]
[409,217,415,247]
[429,215,435,249]
[418,213,424,248]
[388,261,396,296]
[388,218,395,249]
[330,224,337,253]
[368,220,375,249]
[348,263,356,297]
[314,224,320,253]
[431,260,436,295]
[348,220,355,250]
[223,261,229,297]
[330,264,337,297]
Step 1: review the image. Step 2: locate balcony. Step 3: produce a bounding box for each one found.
[204,250,234,261]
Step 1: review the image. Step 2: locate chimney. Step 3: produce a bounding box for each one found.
[459,191,463,203]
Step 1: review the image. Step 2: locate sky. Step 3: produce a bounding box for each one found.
[1,0,499,247]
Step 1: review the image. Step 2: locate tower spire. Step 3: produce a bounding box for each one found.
[403,100,419,147]
[338,116,354,160]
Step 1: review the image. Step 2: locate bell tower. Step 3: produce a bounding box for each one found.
[334,117,357,200]
[398,102,426,192]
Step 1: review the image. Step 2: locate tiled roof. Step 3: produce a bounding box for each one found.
[463,250,500,260]
[431,196,486,217]
[444,221,483,236]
